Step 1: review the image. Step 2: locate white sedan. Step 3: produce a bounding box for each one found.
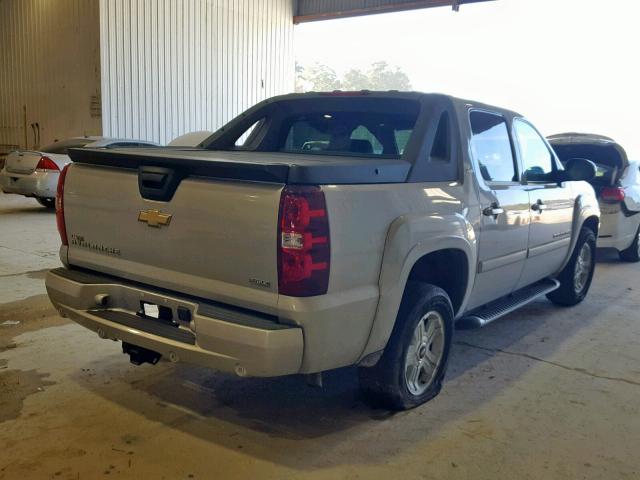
[167,130,212,147]
[549,133,640,262]
[0,136,156,208]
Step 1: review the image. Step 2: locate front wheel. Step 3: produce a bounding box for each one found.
[358,283,453,410]
[619,226,640,263]
[547,227,596,306]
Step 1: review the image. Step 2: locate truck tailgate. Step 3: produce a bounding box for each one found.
[64,163,282,313]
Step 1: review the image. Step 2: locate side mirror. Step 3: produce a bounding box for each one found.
[558,158,596,182]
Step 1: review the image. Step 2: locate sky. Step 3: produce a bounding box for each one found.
[294,0,640,159]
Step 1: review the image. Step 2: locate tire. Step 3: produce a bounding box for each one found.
[619,226,640,263]
[36,197,56,209]
[358,283,454,411]
[547,227,596,306]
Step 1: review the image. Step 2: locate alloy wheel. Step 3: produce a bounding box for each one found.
[404,311,445,396]
[574,242,593,293]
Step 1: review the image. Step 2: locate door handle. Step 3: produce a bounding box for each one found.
[531,200,547,212]
[138,166,182,201]
[483,204,504,217]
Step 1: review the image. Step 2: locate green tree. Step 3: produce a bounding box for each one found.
[296,61,412,92]
[367,61,412,91]
[341,68,369,90]
[294,62,306,92]
[295,62,341,92]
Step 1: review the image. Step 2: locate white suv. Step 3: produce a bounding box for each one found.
[549,133,640,262]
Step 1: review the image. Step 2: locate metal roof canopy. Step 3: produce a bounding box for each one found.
[294,0,495,24]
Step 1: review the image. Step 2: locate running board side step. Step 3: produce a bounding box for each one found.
[457,278,560,329]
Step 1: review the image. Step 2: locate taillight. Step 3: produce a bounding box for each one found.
[35,156,60,171]
[277,186,330,297]
[56,164,70,246]
[601,187,625,202]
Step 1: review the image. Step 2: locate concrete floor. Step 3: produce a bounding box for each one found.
[1,192,639,480]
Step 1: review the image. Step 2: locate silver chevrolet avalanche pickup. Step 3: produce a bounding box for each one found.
[46,92,599,410]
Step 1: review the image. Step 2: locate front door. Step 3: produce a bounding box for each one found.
[466,111,531,310]
[513,119,574,288]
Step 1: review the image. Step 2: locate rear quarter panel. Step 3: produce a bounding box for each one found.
[559,181,600,271]
[622,162,640,212]
[279,178,478,372]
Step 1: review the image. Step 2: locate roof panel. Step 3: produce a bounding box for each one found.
[294,0,495,23]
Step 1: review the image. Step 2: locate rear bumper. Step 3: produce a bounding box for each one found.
[597,209,639,251]
[0,170,58,197]
[45,268,303,377]
[596,235,627,250]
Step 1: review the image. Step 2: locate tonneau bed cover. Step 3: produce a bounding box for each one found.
[69,147,411,185]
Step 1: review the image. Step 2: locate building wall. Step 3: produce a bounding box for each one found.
[0,0,101,152]
[100,0,295,144]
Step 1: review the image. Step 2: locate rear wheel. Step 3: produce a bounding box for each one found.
[547,227,596,306]
[36,197,55,209]
[619,227,640,263]
[358,283,453,410]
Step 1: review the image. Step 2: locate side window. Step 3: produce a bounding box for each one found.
[470,111,517,183]
[514,119,555,182]
[235,118,264,147]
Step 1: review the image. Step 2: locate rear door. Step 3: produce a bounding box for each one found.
[467,111,530,310]
[513,119,574,288]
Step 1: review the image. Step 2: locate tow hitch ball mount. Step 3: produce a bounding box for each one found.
[122,342,161,366]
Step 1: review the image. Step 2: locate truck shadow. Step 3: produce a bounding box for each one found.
[595,247,626,264]
[0,203,53,215]
[73,274,631,470]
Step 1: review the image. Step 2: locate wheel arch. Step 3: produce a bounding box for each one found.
[359,215,477,362]
[582,215,599,236]
[556,191,600,274]
[406,248,469,316]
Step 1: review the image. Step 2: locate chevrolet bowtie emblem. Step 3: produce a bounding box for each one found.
[138,209,172,227]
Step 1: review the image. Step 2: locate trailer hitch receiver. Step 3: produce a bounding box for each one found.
[122,342,162,366]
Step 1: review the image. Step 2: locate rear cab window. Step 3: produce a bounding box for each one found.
[210,96,421,160]
[281,111,415,157]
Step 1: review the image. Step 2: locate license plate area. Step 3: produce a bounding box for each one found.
[138,301,177,327]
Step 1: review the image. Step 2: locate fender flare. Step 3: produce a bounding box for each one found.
[359,213,477,359]
[557,193,600,272]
